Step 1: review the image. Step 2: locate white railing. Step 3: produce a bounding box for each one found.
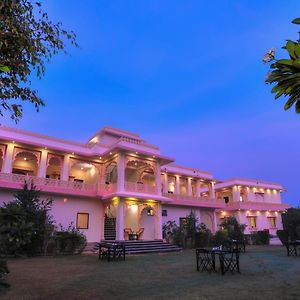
[119,136,142,145]
[98,182,117,196]
[162,192,222,202]
[125,181,157,194]
[0,173,97,193]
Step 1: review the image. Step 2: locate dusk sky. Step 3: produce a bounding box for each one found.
[2,1,300,206]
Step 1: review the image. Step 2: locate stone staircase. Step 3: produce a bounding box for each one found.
[85,240,181,255]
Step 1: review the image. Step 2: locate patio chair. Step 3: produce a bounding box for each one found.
[136,228,144,240]
[219,249,240,275]
[285,241,298,256]
[196,249,216,272]
[124,228,133,240]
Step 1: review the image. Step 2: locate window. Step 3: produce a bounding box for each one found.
[76,213,89,229]
[248,216,257,229]
[162,209,168,217]
[269,217,276,228]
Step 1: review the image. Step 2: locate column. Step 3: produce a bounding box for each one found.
[196,180,201,197]
[38,150,48,178]
[61,154,70,181]
[116,198,124,240]
[187,178,192,196]
[163,173,168,194]
[1,143,14,173]
[175,175,180,195]
[232,185,241,202]
[117,152,125,192]
[208,181,215,198]
[155,202,163,240]
[212,211,218,233]
[155,162,162,195]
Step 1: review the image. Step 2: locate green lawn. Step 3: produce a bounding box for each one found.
[1,246,300,300]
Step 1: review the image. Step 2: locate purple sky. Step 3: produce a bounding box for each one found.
[2,1,300,206]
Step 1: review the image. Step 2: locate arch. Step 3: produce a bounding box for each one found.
[46,155,62,179]
[12,151,38,176]
[200,211,214,232]
[69,160,100,184]
[105,161,117,184]
[0,145,5,172]
[139,205,156,240]
[125,160,156,185]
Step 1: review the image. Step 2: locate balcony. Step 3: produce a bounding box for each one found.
[223,201,290,212]
[162,192,225,209]
[125,181,157,194]
[0,172,98,197]
[0,173,158,198]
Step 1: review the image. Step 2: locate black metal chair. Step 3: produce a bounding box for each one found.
[219,249,240,275]
[196,249,216,272]
[285,241,298,256]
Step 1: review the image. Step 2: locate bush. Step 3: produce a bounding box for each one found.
[252,230,270,245]
[214,230,229,246]
[0,182,54,256]
[195,223,213,248]
[0,260,10,289]
[282,208,300,240]
[219,217,246,241]
[277,229,289,245]
[53,223,86,255]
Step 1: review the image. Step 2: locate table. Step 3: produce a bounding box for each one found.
[196,248,240,275]
[98,242,126,261]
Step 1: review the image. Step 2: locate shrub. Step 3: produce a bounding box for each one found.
[282,208,300,240]
[0,260,10,289]
[0,181,54,256]
[53,223,86,254]
[219,217,246,241]
[277,229,289,245]
[195,223,213,248]
[252,230,270,245]
[214,230,229,246]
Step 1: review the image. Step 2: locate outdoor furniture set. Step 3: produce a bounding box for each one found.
[98,241,126,262]
[196,246,241,275]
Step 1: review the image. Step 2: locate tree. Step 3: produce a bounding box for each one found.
[0,0,78,122]
[282,207,300,240]
[0,181,54,255]
[264,17,300,114]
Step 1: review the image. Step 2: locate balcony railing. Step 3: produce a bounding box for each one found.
[0,173,97,193]
[125,181,157,194]
[162,192,222,202]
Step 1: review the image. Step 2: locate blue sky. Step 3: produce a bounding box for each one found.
[2,1,300,206]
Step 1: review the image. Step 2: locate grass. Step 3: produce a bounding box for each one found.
[1,246,300,300]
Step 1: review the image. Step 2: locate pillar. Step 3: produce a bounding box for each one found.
[175,175,180,195]
[61,154,70,181]
[196,180,201,197]
[187,178,192,196]
[155,202,163,240]
[163,173,168,194]
[116,198,125,240]
[212,211,218,233]
[38,150,48,178]
[232,185,241,202]
[155,162,162,195]
[2,143,14,173]
[208,181,215,198]
[117,152,125,192]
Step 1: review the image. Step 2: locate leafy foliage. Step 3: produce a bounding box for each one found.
[53,223,87,255]
[265,17,300,113]
[0,0,78,121]
[282,208,300,240]
[0,260,10,289]
[251,230,270,245]
[218,216,246,241]
[0,181,54,256]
